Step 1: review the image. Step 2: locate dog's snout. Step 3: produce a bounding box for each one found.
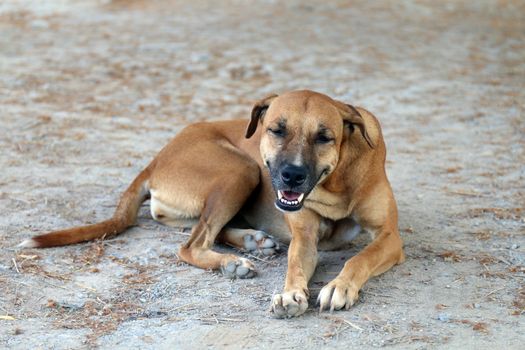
[280,165,307,187]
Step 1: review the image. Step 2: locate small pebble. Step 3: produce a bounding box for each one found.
[30,20,49,29]
[437,313,450,322]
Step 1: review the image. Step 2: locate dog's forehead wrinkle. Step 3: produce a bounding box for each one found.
[278,118,287,128]
[318,124,329,133]
[303,95,311,113]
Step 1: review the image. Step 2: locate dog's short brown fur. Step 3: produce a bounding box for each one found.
[21,90,405,317]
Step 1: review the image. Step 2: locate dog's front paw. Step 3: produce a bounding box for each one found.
[270,289,308,318]
[220,257,256,279]
[317,278,359,312]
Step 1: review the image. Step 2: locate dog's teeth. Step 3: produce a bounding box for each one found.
[279,197,301,206]
[279,195,303,207]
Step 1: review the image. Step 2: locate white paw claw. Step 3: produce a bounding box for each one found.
[270,290,308,318]
[317,279,359,313]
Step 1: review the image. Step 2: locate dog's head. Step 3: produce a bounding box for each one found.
[246,90,374,212]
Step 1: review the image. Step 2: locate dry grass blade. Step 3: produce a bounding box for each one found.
[342,319,364,331]
[11,258,20,274]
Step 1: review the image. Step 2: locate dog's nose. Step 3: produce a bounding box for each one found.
[280,165,307,187]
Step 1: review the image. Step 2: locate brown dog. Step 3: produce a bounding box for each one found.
[20,90,405,317]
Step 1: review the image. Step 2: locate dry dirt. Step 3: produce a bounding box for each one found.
[1,1,524,349]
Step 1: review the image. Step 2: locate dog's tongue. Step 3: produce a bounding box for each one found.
[282,191,301,201]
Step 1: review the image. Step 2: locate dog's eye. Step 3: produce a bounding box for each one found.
[268,128,286,137]
[316,133,333,144]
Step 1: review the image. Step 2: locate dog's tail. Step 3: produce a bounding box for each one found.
[19,165,153,248]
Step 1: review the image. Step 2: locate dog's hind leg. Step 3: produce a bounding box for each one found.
[177,174,262,279]
[147,123,263,278]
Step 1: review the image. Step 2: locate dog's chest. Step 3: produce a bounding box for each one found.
[318,218,335,238]
[304,188,351,221]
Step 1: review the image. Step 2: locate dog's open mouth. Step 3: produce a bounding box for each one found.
[276,190,305,211]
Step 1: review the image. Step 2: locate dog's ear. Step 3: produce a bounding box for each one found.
[246,94,278,138]
[342,104,375,148]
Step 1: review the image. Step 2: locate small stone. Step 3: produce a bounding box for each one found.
[30,20,49,29]
[437,313,450,322]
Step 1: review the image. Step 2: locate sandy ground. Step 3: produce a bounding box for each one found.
[1,0,524,348]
